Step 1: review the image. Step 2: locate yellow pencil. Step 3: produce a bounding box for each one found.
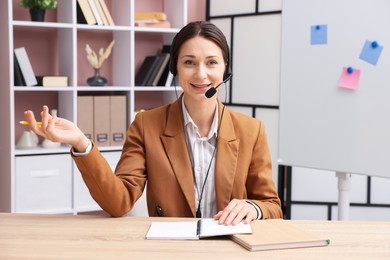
[19,121,42,126]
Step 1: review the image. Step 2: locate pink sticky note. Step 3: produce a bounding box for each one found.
[338,67,361,90]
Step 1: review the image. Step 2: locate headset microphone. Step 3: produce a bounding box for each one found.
[204,74,232,98]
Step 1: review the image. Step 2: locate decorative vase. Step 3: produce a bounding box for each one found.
[87,68,107,86]
[29,8,46,22]
[16,130,39,149]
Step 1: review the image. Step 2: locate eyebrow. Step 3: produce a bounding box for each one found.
[180,54,221,59]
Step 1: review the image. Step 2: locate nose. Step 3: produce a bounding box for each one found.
[195,64,207,79]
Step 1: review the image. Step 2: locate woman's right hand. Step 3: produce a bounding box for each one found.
[24,105,90,152]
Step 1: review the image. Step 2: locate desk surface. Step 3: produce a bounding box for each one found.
[1,213,389,259]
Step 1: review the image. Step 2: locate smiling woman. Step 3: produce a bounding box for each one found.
[24,21,283,223]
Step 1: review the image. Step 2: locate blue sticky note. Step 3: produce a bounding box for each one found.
[359,40,383,65]
[311,25,327,45]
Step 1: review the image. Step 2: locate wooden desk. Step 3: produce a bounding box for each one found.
[1,213,389,259]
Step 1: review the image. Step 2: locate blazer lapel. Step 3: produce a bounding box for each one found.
[160,97,196,216]
[214,101,239,211]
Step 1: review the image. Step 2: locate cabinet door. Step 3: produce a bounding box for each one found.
[15,154,72,213]
[73,150,148,216]
[103,151,148,217]
[73,151,122,212]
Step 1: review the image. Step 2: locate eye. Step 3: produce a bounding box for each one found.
[207,60,218,66]
[184,60,195,65]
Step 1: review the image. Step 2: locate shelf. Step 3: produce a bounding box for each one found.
[76,24,131,32]
[77,86,131,91]
[134,86,178,91]
[134,27,181,34]
[13,87,74,91]
[13,20,73,29]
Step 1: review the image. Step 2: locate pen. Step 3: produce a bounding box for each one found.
[19,121,42,126]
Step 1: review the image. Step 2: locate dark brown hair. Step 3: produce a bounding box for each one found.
[169,21,230,77]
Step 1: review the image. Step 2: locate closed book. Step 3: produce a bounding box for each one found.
[135,55,161,86]
[135,20,171,28]
[109,96,126,146]
[157,45,171,86]
[231,219,330,251]
[93,96,110,146]
[146,55,164,86]
[98,0,115,26]
[88,0,103,25]
[135,12,167,21]
[77,0,97,25]
[35,76,68,87]
[77,96,94,141]
[93,0,109,26]
[14,47,37,86]
[151,53,170,86]
[14,53,26,86]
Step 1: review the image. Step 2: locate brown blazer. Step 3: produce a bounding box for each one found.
[73,96,282,219]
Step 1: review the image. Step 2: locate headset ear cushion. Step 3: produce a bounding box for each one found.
[224,64,232,81]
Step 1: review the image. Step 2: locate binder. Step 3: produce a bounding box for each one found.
[77,96,94,141]
[109,96,127,146]
[93,96,110,146]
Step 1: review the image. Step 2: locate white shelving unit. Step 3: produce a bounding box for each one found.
[0,0,187,214]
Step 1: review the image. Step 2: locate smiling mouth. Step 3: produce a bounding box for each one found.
[190,83,211,89]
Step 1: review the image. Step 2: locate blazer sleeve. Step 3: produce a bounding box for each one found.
[246,120,283,219]
[72,114,147,217]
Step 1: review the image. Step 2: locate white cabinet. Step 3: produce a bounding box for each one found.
[0,0,188,214]
[15,154,72,213]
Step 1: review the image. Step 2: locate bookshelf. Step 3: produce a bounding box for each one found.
[0,0,188,214]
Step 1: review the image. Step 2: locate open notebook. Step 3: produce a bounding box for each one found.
[146,218,252,240]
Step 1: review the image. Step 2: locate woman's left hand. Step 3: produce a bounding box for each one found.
[213,199,257,225]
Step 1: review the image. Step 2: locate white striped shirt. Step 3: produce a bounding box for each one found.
[182,97,218,218]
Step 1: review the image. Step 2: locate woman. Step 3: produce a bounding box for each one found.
[24,21,282,225]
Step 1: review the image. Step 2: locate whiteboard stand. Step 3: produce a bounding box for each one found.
[336,172,351,220]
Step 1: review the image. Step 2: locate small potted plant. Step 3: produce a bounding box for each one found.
[19,0,58,22]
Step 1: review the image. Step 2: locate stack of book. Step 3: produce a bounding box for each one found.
[77,0,115,26]
[134,12,171,28]
[135,45,172,87]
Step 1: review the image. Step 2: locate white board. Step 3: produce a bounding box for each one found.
[279,0,390,178]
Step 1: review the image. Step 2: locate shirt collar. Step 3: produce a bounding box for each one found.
[182,96,219,139]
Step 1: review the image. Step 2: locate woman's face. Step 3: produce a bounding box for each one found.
[177,36,225,101]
